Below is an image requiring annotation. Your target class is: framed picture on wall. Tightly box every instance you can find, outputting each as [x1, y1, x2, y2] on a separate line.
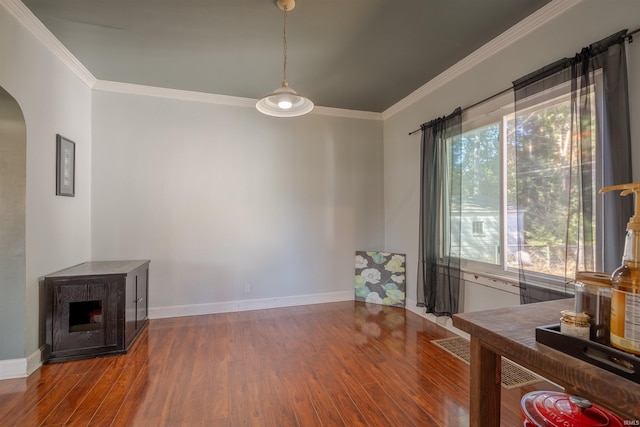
[56, 134, 75, 197]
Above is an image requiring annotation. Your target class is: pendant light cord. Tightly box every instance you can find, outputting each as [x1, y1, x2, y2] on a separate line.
[255, 0, 314, 117]
[282, 6, 288, 85]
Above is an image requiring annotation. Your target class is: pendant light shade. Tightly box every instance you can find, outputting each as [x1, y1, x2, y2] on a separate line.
[256, 82, 314, 117]
[256, 0, 313, 117]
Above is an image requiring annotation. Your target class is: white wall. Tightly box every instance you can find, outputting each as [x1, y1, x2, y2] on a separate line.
[384, 0, 640, 312]
[0, 87, 26, 361]
[0, 1, 92, 369]
[461, 274, 520, 313]
[91, 91, 384, 315]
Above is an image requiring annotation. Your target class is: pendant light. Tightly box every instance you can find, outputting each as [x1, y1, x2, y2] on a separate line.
[256, 0, 314, 117]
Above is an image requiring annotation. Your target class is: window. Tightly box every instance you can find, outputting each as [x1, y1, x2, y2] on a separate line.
[454, 84, 601, 281]
[472, 221, 484, 235]
[454, 119, 502, 266]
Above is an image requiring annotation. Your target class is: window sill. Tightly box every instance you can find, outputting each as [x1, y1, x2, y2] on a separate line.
[460, 268, 575, 296]
[461, 269, 521, 295]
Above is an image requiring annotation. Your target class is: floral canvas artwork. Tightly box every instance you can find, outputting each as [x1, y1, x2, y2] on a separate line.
[354, 251, 406, 307]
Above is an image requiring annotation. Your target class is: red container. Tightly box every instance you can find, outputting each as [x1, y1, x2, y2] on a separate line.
[521, 391, 624, 427]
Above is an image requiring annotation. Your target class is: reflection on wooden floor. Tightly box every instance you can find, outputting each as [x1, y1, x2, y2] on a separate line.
[0, 301, 560, 426]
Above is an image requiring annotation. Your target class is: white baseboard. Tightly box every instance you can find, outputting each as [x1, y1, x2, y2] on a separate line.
[0, 357, 27, 380]
[149, 290, 355, 319]
[26, 347, 43, 376]
[0, 347, 43, 380]
[404, 297, 470, 340]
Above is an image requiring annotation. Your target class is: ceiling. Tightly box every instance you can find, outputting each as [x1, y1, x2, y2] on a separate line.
[21, 0, 552, 113]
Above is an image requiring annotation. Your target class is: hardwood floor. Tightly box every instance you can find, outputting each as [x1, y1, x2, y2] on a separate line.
[0, 301, 559, 426]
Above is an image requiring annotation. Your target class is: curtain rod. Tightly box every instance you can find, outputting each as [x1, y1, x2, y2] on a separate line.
[408, 27, 639, 136]
[408, 87, 510, 135]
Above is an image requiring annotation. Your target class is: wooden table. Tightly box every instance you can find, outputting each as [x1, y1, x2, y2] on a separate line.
[452, 299, 640, 426]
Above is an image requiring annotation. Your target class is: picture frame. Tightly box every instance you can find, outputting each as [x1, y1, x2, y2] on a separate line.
[56, 134, 75, 197]
[354, 251, 406, 307]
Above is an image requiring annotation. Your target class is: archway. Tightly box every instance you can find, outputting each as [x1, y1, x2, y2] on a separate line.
[0, 85, 27, 360]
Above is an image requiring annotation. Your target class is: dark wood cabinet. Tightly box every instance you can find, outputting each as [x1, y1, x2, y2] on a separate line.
[43, 260, 150, 363]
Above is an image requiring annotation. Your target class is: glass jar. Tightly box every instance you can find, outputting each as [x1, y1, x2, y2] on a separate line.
[574, 271, 611, 344]
[560, 310, 590, 340]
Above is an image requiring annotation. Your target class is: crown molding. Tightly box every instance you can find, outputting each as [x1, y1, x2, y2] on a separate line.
[1, 0, 96, 88]
[382, 0, 583, 120]
[312, 105, 383, 121]
[94, 80, 383, 120]
[93, 80, 257, 106]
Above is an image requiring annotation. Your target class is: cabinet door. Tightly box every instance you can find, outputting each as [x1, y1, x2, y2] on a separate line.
[136, 267, 148, 326]
[125, 273, 137, 344]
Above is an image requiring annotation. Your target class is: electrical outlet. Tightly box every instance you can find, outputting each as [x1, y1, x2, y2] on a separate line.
[243, 283, 250, 293]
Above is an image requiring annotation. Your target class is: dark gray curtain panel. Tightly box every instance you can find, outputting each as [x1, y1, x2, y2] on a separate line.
[512, 30, 632, 304]
[417, 107, 462, 317]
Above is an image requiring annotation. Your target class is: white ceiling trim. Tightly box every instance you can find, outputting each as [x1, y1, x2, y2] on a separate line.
[1, 0, 96, 88]
[382, 0, 583, 120]
[93, 80, 258, 107]
[310, 106, 382, 120]
[94, 80, 383, 120]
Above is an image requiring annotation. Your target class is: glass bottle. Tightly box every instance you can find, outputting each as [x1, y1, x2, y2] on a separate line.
[602, 183, 640, 355]
[610, 227, 640, 354]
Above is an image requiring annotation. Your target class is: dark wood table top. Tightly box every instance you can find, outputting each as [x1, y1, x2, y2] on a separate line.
[453, 298, 640, 420]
